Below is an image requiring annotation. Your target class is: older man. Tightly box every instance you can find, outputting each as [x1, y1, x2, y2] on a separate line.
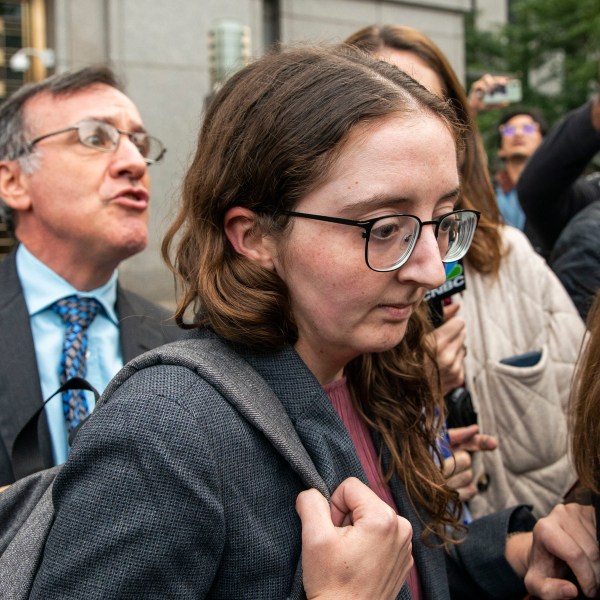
[0, 65, 181, 485]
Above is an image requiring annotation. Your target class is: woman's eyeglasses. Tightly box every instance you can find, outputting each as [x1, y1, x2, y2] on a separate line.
[282, 209, 480, 272]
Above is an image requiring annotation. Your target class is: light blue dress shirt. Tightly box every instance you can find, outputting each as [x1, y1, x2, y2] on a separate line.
[16, 244, 123, 465]
[495, 185, 526, 230]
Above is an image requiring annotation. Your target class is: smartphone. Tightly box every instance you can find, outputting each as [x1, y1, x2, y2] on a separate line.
[484, 79, 522, 105]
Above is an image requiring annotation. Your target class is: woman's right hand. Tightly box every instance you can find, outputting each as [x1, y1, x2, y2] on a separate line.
[297, 477, 413, 600]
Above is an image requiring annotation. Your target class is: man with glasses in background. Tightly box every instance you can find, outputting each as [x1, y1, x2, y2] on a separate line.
[0, 65, 182, 486]
[493, 109, 547, 247]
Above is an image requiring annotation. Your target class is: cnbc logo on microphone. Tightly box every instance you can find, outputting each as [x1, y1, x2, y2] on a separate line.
[424, 261, 466, 301]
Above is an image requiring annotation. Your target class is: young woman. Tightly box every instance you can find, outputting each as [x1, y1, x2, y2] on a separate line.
[346, 25, 586, 519]
[30, 46, 534, 599]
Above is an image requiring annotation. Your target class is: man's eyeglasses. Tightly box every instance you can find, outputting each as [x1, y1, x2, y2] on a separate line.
[18, 119, 166, 164]
[499, 122, 539, 137]
[282, 209, 480, 272]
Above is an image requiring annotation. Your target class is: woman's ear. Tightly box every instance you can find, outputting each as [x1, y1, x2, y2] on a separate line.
[224, 206, 276, 270]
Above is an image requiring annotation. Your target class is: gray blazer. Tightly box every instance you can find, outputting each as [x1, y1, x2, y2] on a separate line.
[0, 250, 183, 485]
[30, 330, 530, 599]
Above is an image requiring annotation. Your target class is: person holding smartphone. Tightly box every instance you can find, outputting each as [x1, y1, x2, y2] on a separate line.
[518, 91, 600, 319]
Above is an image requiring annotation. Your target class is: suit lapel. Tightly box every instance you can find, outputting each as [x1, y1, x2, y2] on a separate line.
[240, 341, 370, 494]
[188, 337, 331, 495]
[245, 343, 413, 600]
[116, 285, 169, 362]
[0, 253, 52, 478]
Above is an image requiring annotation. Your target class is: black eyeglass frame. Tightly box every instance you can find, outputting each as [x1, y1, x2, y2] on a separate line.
[17, 119, 166, 165]
[282, 208, 481, 272]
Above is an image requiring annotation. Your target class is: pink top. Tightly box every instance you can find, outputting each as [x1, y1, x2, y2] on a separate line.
[324, 377, 423, 600]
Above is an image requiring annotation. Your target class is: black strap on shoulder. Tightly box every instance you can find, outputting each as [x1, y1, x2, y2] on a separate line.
[11, 377, 99, 481]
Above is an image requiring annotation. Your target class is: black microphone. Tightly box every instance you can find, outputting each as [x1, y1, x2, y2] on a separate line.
[424, 260, 467, 326]
[427, 263, 490, 494]
[425, 261, 477, 429]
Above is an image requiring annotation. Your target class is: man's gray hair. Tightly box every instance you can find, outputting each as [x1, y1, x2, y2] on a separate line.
[0, 64, 124, 173]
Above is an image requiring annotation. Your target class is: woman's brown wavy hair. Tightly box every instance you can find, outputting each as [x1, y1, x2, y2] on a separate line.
[345, 24, 503, 275]
[162, 45, 464, 542]
[571, 292, 600, 493]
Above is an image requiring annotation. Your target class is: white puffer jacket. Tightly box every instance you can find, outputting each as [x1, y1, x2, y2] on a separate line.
[458, 226, 586, 518]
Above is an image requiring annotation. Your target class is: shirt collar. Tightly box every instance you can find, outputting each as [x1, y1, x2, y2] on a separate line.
[16, 244, 119, 324]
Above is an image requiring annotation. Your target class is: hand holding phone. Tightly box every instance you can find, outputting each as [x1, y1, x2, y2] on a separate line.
[469, 74, 522, 113]
[483, 79, 522, 105]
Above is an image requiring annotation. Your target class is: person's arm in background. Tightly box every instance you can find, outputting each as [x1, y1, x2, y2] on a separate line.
[446, 505, 536, 599]
[548, 202, 600, 320]
[454, 502, 598, 600]
[517, 97, 600, 253]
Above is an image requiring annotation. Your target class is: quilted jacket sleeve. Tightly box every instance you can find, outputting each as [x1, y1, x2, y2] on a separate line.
[461, 227, 585, 518]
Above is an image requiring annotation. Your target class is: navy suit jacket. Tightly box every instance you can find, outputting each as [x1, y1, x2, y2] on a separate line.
[0, 250, 183, 485]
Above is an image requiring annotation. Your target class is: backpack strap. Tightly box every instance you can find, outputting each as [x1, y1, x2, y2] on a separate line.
[100, 337, 329, 600]
[12, 378, 99, 481]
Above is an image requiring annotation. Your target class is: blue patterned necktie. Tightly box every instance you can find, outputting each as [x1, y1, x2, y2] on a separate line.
[52, 295, 101, 432]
